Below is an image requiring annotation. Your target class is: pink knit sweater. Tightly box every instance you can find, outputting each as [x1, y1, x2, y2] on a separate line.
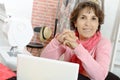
[40, 37, 112, 80]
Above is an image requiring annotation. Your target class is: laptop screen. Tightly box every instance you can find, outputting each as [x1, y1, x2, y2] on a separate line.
[17, 54, 79, 80]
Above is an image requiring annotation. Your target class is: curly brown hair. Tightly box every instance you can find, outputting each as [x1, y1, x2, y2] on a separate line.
[70, 1, 104, 31]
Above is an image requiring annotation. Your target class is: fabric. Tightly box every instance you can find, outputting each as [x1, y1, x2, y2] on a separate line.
[105, 72, 120, 80]
[78, 72, 120, 80]
[7, 76, 16, 80]
[77, 32, 101, 51]
[70, 32, 101, 73]
[40, 33, 112, 80]
[78, 73, 90, 80]
[0, 63, 16, 80]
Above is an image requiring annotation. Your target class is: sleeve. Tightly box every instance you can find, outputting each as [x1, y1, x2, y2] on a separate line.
[74, 39, 112, 80]
[40, 38, 66, 60]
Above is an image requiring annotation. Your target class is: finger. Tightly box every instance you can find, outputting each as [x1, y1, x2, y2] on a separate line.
[64, 36, 75, 42]
[64, 39, 78, 49]
[63, 40, 71, 47]
[64, 34, 78, 42]
[56, 33, 66, 43]
[69, 31, 77, 39]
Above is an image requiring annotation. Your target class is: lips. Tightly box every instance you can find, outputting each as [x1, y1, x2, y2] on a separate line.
[83, 28, 92, 32]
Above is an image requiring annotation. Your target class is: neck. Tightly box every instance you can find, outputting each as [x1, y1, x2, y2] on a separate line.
[79, 36, 89, 41]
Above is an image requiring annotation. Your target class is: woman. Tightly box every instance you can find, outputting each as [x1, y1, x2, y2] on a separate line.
[40, 1, 112, 80]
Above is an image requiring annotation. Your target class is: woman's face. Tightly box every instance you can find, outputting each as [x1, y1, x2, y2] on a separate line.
[74, 7, 99, 40]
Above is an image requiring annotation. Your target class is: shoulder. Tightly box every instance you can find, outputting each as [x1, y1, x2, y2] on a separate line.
[98, 36, 111, 46]
[97, 36, 112, 50]
[94, 36, 112, 58]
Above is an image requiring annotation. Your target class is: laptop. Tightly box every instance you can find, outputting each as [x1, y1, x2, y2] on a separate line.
[17, 54, 79, 80]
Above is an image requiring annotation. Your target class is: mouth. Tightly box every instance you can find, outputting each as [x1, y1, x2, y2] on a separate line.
[83, 28, 92, 32]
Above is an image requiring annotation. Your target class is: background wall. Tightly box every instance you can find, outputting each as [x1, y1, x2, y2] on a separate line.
[101, 0, 120, 40]
[4, 0, 33, 20]
[32, 0, 62, 30]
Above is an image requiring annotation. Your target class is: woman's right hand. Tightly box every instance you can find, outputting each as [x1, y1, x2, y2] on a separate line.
[56, 29, 72, 44]
[56, 29, 78, 49]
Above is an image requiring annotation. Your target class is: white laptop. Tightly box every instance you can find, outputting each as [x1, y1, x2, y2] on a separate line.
[17, 54, 79, 80]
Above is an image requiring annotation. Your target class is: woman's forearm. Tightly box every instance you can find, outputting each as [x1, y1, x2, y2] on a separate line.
[40, 38, 65, 60]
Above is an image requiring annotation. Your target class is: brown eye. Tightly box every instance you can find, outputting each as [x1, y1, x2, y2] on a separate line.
[92, 17, 97, 20]
[92, 16, 98, 21]
[80, 16, 85, 19]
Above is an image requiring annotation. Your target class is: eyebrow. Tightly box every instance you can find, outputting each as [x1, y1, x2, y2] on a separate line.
[80, 14, 97, 17]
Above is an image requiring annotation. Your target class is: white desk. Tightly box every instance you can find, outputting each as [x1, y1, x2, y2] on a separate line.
[0, 47, 31, 71]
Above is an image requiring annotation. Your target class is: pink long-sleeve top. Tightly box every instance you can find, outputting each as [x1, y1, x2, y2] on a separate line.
[40, 37, 112, 80]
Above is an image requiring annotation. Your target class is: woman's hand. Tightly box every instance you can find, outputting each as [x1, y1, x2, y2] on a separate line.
[56, 29, 71, 43]
[63, 31, 78, 49]
[56, 29, 78, 49]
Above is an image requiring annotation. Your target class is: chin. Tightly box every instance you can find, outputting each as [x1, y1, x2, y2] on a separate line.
[80, 33, 94, 40]
[83, 34, 93, 38]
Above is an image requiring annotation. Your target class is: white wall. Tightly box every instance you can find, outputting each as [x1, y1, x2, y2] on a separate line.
[101, 0, 120, 40]
[4, 0, 33, 20]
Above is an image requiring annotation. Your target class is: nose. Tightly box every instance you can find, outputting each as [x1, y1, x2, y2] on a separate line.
[85, 20, 91, 26]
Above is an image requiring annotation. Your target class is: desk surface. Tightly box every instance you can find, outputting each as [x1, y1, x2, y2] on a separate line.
[0, 47, 31, 71]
